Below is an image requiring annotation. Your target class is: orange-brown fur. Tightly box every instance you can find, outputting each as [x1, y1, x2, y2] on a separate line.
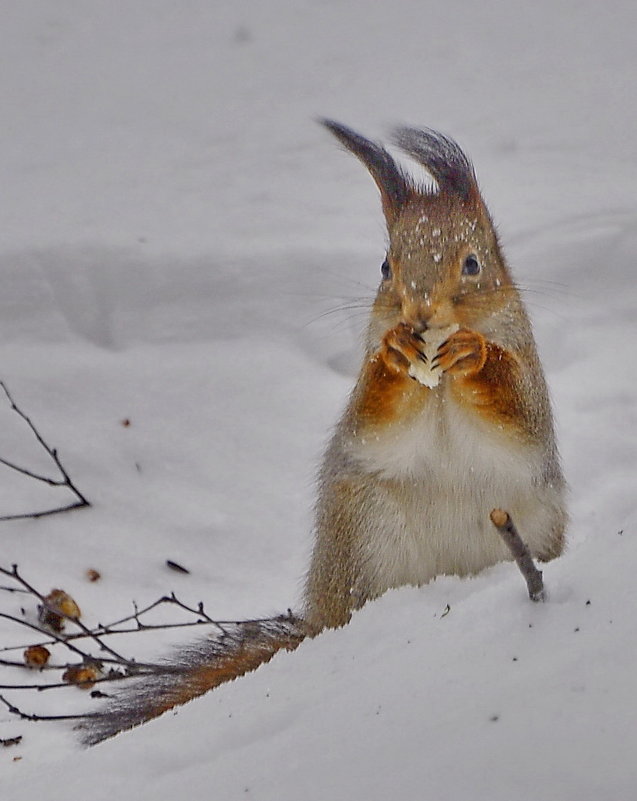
[355, 345, 423, 426]
[451, 341, 529, 433]
[143, 633, 303, 719]
[80, 617, 306, 744]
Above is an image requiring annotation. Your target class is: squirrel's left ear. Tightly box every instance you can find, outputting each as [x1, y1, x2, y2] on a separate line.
[392, 127, 479, 204]
[320, 119, 411, 225]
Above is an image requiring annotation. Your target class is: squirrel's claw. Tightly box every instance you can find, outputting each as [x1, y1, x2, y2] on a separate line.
[434, 329, 487, 376]
[382, 323, 428, 374]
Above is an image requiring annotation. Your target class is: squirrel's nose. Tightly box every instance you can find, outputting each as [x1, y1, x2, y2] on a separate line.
[404, 296, 453, 333]
[411, 319, 430, 335]
[403, 298, 434, 333]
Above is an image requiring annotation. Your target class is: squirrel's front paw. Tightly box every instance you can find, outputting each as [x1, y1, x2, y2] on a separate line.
[433, 329, 487, 377]
[380, 323, 426, 375]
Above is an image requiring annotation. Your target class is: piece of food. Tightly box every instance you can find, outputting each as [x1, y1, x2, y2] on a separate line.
[408, 324, 459, 387]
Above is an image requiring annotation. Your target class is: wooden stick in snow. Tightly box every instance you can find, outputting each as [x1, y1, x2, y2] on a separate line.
[490, 508, 545, 602]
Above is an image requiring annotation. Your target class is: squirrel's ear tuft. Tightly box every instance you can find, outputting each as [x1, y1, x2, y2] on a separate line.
[320, 118, 411, 225]
[392, 127, 478, 203]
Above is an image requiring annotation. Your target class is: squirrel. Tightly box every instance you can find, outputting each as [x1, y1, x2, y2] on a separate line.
[80, 120, 567, 745]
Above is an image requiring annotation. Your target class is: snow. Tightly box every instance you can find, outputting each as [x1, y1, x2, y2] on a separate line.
[1, 1, 636, 798]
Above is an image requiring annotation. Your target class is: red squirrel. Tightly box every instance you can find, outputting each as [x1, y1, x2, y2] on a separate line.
[81, 121, 566, 744]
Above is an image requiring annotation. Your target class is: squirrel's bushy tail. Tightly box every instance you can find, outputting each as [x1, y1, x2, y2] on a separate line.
[78, 614, 306, 746]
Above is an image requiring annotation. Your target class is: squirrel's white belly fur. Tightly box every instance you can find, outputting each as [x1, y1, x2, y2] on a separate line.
[346, 389, 555, 596]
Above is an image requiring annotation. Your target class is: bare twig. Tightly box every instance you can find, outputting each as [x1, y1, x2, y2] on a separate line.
[0, 610, 93, 662]
[0, 665, 168, 692]
[0, 565, 292, 653]
[0, 563, 303, 728]
[0, 502, 89, 522]
[0, 567, 165, 680]
[0, 566, 197, 681]
[0, 618, 216, 654]
[0, 585, 240, 656]
[0, 381, 90, 521]
[0, 693, 93, 722]
[490, 508, 545, 601]
[4, 565, 128, 663]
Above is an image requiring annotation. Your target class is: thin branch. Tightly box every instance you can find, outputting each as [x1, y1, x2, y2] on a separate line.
[0, 594, 260, 654]
[0, 653, 168, 674]
[0, 501, 90, 523]
[0, 606, 300, 653]
[0, 562, 304, 720]
[4, 564, 128, 663]
[0, 667, 168, 692]
[0, 655, 74, 671]
[490, 508, 545, 602]
[0, 564, 297, 649]
[0, 618, 216, 654]
[96, 593, 239, 636]
[0, 693, 94, 722]
[0, 380, 90, 520]
[0, 611, 93, 662]
[0, 456, 60, 486]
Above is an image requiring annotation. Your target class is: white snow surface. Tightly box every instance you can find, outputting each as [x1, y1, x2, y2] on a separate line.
[1, 1, 636, 798]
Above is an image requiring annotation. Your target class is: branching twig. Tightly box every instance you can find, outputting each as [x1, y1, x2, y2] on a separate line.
[0, 618, 217, 654]
[0, 381, 90, 521]
[0, 591, 283, 654]
[0, 562, 302, 722]
[0, 566, 196, 682]
[3, 565, 128, 663]
[490, 508, 545, 601]
[0, 610, 93, 662]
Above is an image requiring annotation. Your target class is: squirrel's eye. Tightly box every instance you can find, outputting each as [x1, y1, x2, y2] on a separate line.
[462, 254, 481, 276]
[381, 258, 392, 280]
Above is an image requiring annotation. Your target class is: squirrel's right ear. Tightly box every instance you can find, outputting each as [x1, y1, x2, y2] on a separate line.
[320, 119, 411, 225]
[392, 127, 479, 205]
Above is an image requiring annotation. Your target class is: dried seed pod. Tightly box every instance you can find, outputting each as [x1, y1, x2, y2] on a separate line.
[38, 606, 63, 632]
[23, 644, 51, 668]
[48, 589, 81, 619]
[62, 665, 100, 690]
[39, 589, 82, 631]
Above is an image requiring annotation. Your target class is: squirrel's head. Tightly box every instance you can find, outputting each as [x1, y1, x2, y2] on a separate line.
[321, 120, 515, 336]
